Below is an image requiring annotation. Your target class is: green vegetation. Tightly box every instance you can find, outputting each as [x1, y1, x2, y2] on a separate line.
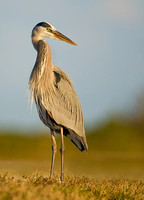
[0, 119, 144, 178]
[0, 119, 144, 199]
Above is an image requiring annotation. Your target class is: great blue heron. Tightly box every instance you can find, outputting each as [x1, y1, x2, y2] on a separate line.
[29, 22, 88, 181]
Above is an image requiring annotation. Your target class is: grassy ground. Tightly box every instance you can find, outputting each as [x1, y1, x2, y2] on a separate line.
[0, 173, 144, 200]
[0, 120, 144, 179]
[0, 120, 144, 199]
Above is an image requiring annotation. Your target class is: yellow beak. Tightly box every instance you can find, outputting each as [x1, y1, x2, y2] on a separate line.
[54, 30, 77, 46]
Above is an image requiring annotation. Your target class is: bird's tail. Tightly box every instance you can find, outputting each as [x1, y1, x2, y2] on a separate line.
[64, 128, 88, 152]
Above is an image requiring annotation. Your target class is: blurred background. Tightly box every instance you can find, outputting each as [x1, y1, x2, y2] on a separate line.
[0, 0, 144, 179]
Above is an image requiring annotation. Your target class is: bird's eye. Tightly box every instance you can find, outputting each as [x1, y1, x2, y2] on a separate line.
[47, 27, 52, 33]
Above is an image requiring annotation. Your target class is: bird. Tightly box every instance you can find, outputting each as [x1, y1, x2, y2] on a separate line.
[29, 22, 88, 181]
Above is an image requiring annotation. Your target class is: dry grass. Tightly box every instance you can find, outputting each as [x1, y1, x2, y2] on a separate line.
[0, 121, 144, 199]
[0, 172, 144, 200]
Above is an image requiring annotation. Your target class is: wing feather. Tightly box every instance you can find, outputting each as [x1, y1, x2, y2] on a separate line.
[42, 65, 86, 142]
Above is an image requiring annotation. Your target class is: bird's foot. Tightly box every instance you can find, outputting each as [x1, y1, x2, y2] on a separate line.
[60, 174, 64, 182]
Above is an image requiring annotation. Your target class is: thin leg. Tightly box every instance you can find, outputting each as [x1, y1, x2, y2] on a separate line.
[60, 127, 64, 181]
[50, 129, 57, 178]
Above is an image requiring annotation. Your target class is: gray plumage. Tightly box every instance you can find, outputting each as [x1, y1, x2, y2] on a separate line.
[29, 22, 88, 181]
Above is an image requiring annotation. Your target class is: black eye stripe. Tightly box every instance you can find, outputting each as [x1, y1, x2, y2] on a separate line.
[36, 22, 51, 28]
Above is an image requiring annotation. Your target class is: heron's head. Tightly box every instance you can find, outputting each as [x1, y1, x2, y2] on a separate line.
[32, 22, 77, 46]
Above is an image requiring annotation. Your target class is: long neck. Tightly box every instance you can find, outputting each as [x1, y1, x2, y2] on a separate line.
[34, 39, 52, 72]
[29, 36, 53, 96]
[32, 34, 52, 66]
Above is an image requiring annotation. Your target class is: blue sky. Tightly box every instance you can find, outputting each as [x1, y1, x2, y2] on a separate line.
[0, 0, 144, 129]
